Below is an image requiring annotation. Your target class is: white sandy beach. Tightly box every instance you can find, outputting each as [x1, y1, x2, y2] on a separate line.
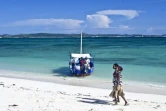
[0, 76, 166, 111]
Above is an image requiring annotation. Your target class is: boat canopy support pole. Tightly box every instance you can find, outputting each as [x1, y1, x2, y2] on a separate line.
[80, 32, 82, 54]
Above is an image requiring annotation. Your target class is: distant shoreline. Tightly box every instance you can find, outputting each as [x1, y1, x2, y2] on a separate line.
[0, 33, 166, 38]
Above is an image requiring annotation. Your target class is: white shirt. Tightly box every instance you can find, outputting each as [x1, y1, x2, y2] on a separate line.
[85, 59, 90, 64]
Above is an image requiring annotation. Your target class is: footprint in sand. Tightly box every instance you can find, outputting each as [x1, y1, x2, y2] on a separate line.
[9, 104, 18, 107]
[82, 94, 91, 97]
[117, 108, 124, 111]
[12, 84, 15, 86]
[153, 105, 160, 109]
[77, 93, 82, 96]
[58, 91, 66, 95]
[143, 101, 148, 103]
[88, 108, 94, 111]
[20, 87, 30, 90]
[0, 83, 4, 86]
[134, 100, 139, 102]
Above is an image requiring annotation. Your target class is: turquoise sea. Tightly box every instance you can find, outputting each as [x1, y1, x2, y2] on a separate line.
[0, 37, 166, 86]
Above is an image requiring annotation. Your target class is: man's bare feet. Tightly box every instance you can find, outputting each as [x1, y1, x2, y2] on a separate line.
[113, 99, 120, 102]
[114, 102, 118, 105]
[124, 102, 129, 106]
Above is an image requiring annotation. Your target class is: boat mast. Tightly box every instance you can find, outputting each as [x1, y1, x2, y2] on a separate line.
[80, 32, 82, 54]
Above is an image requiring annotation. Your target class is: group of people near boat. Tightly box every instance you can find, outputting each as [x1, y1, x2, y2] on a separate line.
[70, 57, 94, 76]
[110, 63, 129, 106]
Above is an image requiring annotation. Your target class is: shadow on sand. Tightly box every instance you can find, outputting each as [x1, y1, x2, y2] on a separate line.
[52, 67, 90, 78]
[77, 97, 113, 105]
[52, 67, 72, 77]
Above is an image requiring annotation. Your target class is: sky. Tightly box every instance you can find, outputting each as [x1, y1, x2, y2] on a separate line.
[0, 0, 166, 34]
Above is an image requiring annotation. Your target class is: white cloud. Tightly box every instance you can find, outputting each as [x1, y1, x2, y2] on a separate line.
[119, 25, 130, 29]
[5, 18, 84, 29]
[96, 10, 139, 19]
[0, 9, 141, 34]
[85, 9, 140, 29]
[86, 14, 112, 28]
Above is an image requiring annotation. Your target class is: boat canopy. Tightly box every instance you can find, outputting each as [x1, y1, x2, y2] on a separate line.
[71, 53, 92, 58]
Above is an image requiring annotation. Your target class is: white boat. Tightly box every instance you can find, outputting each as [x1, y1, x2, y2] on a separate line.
[69, 32, 94, 76]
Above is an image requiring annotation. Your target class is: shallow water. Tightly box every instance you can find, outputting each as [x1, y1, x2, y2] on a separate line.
[0, 37, 166, 86]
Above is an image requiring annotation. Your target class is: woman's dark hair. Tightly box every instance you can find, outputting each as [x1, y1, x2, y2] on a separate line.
[113, 63, 119, 67]
[118, 66, 123, 71]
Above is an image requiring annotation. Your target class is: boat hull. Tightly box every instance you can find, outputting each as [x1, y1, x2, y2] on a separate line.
[69, 62, 94, 76]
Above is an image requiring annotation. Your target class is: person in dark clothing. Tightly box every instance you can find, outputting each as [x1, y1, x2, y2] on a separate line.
[114, 66, 128, 105]
[71, 59, 75, 74]
[110, 63, 128, 106]
[79, 57, 86, 74]
[110, 63, 119, 101]
[113, 63, 119, 85]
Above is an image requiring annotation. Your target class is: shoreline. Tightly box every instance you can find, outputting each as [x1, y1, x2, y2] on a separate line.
[0, 69, 166, 95]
